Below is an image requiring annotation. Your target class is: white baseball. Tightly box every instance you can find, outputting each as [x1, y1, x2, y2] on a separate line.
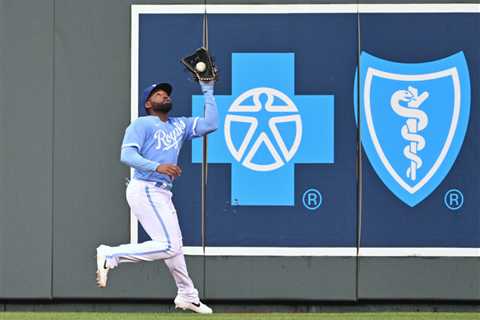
[195, 62, 206, 72]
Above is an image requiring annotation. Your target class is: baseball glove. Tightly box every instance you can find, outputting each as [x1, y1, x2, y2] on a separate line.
[181, 47, 218, 82]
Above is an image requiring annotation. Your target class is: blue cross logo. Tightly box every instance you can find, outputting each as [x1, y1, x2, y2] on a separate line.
[192, 53, 334, 206]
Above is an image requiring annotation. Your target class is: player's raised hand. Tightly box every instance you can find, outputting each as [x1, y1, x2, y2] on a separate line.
[156, 164, 182, 177]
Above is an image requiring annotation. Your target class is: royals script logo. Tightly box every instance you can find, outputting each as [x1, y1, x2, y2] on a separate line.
[154, 120, 186, 151]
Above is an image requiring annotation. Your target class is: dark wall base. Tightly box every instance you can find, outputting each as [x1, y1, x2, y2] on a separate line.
[1, 300, 479, 313]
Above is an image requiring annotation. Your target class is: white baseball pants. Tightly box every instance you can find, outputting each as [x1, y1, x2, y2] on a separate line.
[101, 178, 199, 302]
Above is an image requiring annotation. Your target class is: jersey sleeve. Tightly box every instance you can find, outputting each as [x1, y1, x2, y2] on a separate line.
[182, 116, 201, 141]
[187, 83, 218, 138]
[121, 119, 147, 150]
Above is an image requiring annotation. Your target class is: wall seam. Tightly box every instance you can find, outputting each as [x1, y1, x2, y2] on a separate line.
[50, 0, 56, 301]
[355, 0, 363, 302]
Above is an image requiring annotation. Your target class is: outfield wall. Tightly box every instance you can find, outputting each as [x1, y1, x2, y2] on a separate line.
[0, 0, 478, 301]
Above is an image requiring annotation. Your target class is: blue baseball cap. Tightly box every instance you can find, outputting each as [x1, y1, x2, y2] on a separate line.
[141, 82, 172, 108]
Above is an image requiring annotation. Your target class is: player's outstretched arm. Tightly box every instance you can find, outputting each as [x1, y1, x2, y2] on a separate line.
[121, 147, 182, 177]
[194, 80, 218, 136]
[120, 146, 159, 172]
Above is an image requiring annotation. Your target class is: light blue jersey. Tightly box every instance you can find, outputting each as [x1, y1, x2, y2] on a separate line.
[120, 82, 218, 186]
[122, 116, 199, 184]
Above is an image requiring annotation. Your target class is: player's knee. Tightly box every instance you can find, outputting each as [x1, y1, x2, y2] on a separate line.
[168, 240, 182, 256]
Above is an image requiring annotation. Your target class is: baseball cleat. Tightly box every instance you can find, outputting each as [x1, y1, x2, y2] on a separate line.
[96, 245, 109, 288]
[174, 296, 213, 314]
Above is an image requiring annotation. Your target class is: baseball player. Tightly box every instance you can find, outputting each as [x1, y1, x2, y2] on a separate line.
[96, 80, 217, 314]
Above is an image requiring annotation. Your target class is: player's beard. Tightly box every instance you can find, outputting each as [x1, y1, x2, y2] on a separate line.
[151, 101, 173, 114]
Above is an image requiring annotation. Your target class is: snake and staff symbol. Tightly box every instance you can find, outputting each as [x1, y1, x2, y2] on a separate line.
[390, 86, 430, 181]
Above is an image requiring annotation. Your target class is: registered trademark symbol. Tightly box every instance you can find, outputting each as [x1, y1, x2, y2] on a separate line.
[444, 189, 464, 211]
[302, 188, 322, 211]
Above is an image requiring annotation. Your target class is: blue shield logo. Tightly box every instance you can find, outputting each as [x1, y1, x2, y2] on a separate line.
[355, 52, 471, 207]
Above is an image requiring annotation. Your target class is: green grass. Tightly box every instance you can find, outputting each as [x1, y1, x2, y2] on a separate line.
[0, 313, 478, 320]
